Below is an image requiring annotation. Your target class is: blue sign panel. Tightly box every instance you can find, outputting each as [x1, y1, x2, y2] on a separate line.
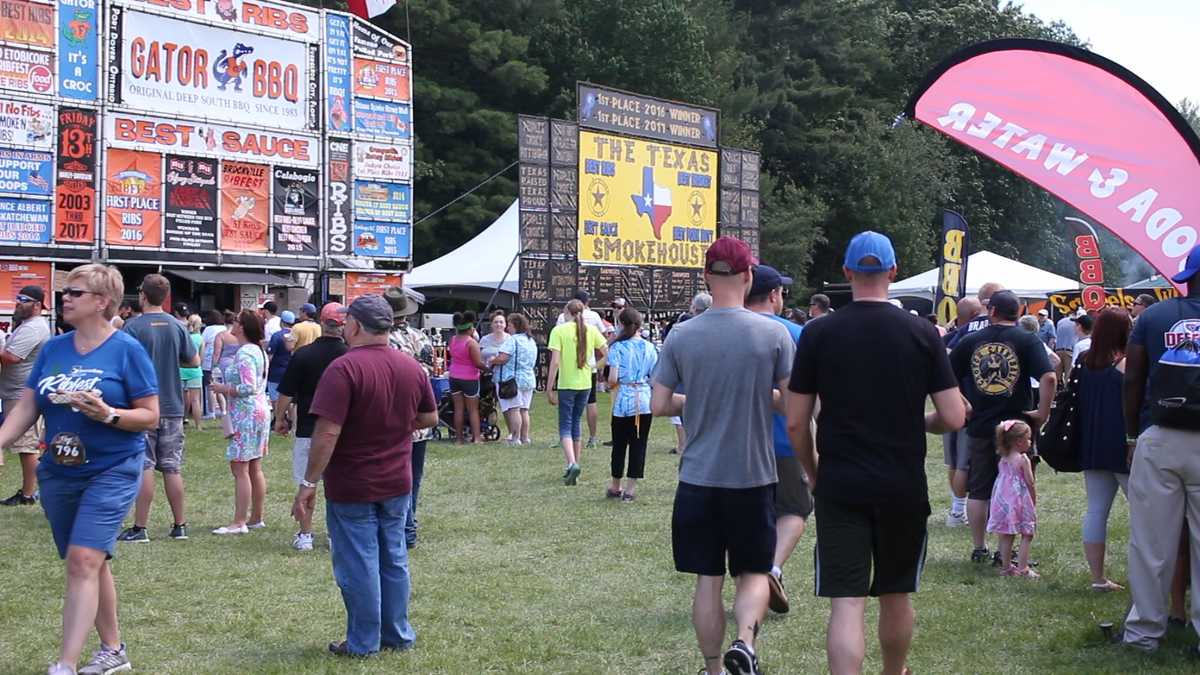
[325, 14, 353, 133]
[58, 0, 100, 101]
[353, 220, 410, 258]
[0, 197, 51, 244]
[353, 99, 411, 141]
[0, 147, 52, 196]
[353, 180, 410, 222]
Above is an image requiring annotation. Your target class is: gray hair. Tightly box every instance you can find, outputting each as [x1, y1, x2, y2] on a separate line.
[1018, 315, 1039, 333]
[690, 292, 713, 315]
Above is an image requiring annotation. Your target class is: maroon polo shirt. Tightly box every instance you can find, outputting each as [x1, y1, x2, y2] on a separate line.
[309, 344, 436, 502]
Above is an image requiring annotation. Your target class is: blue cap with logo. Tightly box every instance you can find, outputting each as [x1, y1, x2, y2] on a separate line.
[844, 231, 897, 272]
[1172, 244, 1200, 283]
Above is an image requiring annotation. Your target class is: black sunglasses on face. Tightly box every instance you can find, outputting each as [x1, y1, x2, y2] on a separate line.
[62, 287, 100, 298]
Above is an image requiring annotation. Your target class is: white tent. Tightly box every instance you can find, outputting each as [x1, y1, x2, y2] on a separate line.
[404, 200, 520, 300]
[888, 250, 1080, 299]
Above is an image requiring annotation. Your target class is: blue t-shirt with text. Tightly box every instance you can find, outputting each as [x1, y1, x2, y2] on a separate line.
[1130, 296, 1200, 431]
[765, 313, 803, 458]
[28, 331, 158, 476]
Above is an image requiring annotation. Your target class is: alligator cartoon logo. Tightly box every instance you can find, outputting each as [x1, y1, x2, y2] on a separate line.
[215, 0, 237, 22]
[213, 43, 254, 92]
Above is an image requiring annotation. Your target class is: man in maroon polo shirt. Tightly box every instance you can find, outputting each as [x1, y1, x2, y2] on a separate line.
[292, 294, 438, 657]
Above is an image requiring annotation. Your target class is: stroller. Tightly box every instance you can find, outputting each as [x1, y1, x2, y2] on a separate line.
[431, 372, 502, 442]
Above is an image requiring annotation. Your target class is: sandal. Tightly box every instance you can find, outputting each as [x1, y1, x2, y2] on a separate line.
[605, 488, 622, 499]
[1091, 580, 1124, 593]
[1016, 567, 1040, 579]
[621, 492, 636, 503]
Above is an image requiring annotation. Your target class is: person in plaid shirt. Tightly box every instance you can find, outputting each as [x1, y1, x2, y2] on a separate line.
[386, 290, 434, 548]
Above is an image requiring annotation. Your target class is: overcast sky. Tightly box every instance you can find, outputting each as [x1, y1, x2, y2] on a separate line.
[1011, 0, 1198, 107]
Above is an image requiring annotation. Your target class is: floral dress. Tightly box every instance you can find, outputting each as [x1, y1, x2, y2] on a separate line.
[223, 343, 270, 461]
[986, 455, 1037, 536]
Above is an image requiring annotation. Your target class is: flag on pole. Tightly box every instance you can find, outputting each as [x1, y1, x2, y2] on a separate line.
[348, 0, 399, 20]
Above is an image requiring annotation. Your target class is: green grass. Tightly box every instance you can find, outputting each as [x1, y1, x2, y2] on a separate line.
[0, 391, 1194, 674]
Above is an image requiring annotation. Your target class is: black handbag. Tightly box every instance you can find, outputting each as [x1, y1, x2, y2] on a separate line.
[498, 337, 520, 400]
[1038, 355, 1083, 472]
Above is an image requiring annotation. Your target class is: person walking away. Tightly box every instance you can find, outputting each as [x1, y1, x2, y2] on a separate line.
[1056, 309, 1082, 385]
[605, 308, 657, 502]
[988, 420, 1038, 577]
[290, 303, 321, 351]
[1036, 309, 1056, 349]
[787, 232, 965, 675]
[745, 264, 810, 614]
[260, 301, 281, 342]
[274, 303, 347, 551]
[556, 291, 606, 447]
[447, 311, 485, 444]
[200, 310, 226, 419]
[385, 290, 435, 548]
[292, 295, 438, 656]
[1120, 243, 1200, 651]
[950, 290, 1054, 564]
[548, 300, 607, 485]
[491, 313, 538, 446]
[210, 310, 270, 535]
[266, 310, 295, 419]
[1074, 308, 1132, 592]
[941, 296, 984, 529]
[666, 291, 712, 454]
[117, 274, 199, 543]
[180, 315, 204, 431]
[479, 312, 510, 439]
[652, 237, 797, 675]
[0, 264, 159, 675]
[0, 285, 52, 506]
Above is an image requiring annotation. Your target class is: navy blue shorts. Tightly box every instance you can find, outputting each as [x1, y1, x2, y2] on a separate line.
[671, 481, 776, 577]
[38, 452, 143, 560]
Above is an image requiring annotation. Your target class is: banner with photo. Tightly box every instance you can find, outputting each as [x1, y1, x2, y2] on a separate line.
[0, 260, 50, 314]
[934, 210, 970, 325]
[163, 155, 218, 251]
[104, 148, 162, 247]
[352, 58, 410, 102]
[220, 160, 270, 252]
[0, 146, 51, 196]
[0, 45, 53, 96]
[55, 107, 97, 244]
[352, 180, 410, 222]
[126, 0, 319, 42]
[351, 19, 409, 62]
[271, 166, 319, 256]
[344, 271, 404, 304]
[0, 98, 52, 149]
[353, 99, 410, 141]
[324, 12, 353, 133]
[57, 0, 99, 101]
[353, 220, 409, 258]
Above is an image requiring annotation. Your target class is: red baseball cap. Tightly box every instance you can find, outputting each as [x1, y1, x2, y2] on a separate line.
[320, 302, 346, 325]
[705, 236, 757, 275]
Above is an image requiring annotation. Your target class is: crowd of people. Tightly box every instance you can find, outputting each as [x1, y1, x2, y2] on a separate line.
[0, 235, 1197, 674]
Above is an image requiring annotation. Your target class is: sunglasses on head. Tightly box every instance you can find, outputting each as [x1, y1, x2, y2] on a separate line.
[62, 287, 99, 298]
[15, 294, 35, 303]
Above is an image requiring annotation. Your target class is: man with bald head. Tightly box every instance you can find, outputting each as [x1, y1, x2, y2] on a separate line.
[940, 296, 983, 527]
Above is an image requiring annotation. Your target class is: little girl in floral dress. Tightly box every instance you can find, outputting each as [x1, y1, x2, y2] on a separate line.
[987, 419, 1038, 578]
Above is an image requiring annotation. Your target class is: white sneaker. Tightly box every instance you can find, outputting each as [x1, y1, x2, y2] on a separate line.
[247, 521, 267, 530]
[945, 511, 969, 528]
[293, 532, 314, 551]
[212, 525, 249, 535]
[48, 663, 76, 675]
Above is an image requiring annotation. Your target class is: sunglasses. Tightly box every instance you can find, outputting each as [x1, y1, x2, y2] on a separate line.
[15, 294, 35, 303]
[62, 287, 101, 298]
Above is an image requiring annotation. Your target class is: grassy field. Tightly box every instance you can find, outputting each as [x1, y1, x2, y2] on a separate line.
[0, 391, 1195, 674]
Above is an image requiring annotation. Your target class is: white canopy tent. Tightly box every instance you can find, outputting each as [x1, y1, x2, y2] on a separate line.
[888, 250, 1080, 300]
[404, 200, 520, 303]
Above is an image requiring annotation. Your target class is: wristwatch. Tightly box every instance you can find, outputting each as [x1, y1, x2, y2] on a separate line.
[104, 410, 121, 426]
[299, 479, 317, 489]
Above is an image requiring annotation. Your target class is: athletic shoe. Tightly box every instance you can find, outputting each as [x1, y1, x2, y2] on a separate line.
[77, 643, 131, 675]
[723, 639, 759, 675]
[47, 663, 76, 675]
[247, 521, 267, 530]
[767, 572, 790, 614]
[669, 448, 679, 455]
[970, 547, 990, 563]
[328, 641, 368, 658]
[565, 463, 582, 486]
[945, 511, 969, 528]
[0, 490, 37, 506]
[586, 437, 599, 449]
[293, 532, 314, 551]
[116, 527, 149, 543]
[212, 525, 249, 535]
[169, 524, 188, 540]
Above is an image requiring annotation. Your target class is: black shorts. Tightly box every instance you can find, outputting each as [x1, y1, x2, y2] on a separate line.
[814, 497, 929, 598]
[588, 373, 597, 404]
[449, 378, 480, 398]
[672, 482, 776, 577]
[775, 456, 813, 519]
[966, 435, 999, 500]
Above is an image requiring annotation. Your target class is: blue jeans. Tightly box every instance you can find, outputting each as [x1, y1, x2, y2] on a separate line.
[405, 441, 427, 546]
[326, 494, 415, 654]
[557, 389, 591, 440]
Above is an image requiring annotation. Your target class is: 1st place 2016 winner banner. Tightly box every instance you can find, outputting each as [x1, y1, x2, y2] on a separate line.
[578, 131, 716, 269]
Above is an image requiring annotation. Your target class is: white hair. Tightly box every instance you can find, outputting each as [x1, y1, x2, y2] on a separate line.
[690, 292, 713, 315]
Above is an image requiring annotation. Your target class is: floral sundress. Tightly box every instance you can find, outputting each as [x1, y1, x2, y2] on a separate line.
[223, 344, 270, 462]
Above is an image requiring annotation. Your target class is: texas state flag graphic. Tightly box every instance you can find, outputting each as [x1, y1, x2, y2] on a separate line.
[349, 0, 399, 20]
[630, 167, 673, 239]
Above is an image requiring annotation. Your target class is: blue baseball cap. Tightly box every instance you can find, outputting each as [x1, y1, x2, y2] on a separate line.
[750, 264, 793, 296]
[844, 231, 897, 272]
[299, 302, 317, 316]
[1172, 244, 1200, 283]
[280, 310, 296, 324]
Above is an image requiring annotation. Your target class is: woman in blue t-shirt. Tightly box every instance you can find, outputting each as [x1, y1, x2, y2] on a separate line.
[0, 264, 160, 675]
[605, 308, 658, 502]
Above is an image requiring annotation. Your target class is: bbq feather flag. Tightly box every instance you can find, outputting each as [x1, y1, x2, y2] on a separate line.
[348, 0, 400, 20]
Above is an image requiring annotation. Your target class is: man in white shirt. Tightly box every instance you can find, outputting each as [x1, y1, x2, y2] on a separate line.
[556, 291, 605, 447]
[0, 286, 51, 505]
[1070, 313, 1093, 364]
[261, 301, 282, 342]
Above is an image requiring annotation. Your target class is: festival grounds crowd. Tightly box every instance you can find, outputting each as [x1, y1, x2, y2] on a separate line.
[0, 233, 1198, 675]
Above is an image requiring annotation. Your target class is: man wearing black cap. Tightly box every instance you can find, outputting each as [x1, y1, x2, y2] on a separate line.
[0, 285, 51, 505]
[652, 237, 796, 675]
[950, 289, 1055, 563]
[294, 294, 438, 656]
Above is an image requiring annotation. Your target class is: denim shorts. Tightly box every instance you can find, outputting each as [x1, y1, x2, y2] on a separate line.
[557, 389, 591, 439]
[38, 452, 143, 559]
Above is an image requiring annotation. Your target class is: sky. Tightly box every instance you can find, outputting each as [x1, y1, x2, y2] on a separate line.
[1010, 0, 1199, 107]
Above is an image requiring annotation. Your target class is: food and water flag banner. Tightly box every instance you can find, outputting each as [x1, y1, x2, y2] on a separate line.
[906, 39, 1200, 290]
[935, 210, 969, 326]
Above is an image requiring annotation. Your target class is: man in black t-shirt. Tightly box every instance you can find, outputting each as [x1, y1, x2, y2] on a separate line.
[788, 231, 965, 675]
[274, 303, 349, 552]
[949, 290, 1054, 563]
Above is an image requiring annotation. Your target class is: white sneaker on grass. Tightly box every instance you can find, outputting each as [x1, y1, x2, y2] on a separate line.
[945, 511, 969, 528]
[77, 643, 131, 675]
[247, 521, 267, 530]
[212, 525, 249, 535]
[293, 532, 314, 551]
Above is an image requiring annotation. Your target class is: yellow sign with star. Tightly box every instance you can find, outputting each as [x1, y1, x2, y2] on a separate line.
[577, 130, 718, 269]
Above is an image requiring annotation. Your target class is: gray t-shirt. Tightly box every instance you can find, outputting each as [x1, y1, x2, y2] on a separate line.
[123, 312, 197, 417]
[0, 315, 50, 401]
[653, 307, 795, 488]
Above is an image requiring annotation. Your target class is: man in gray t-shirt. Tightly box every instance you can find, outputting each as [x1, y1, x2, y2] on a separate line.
[652, 237, 794, 675]
[0, 286, 51, 506]
[118, 274, 200, 543]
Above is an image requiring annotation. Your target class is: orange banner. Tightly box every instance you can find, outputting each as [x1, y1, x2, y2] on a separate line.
[220, 161, 269, 252]
[0, 0, 54, 48]
[344, 271, 403, 305]
[104, 149, 162, 248]
[352, 58, 410, 102]
[0, 260, 50, 314]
